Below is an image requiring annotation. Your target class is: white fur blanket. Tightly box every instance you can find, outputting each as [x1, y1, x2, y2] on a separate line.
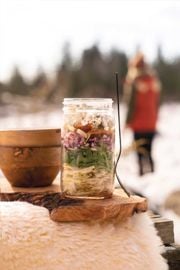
[0, 202, 168, 270]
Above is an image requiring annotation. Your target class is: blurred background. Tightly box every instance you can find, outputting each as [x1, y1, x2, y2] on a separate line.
[0, 0, 180, 242]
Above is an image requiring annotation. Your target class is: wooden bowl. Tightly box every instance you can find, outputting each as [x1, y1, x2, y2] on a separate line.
[0, 129, 61, 187]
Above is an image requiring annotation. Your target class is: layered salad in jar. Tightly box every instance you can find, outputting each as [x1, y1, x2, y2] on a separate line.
[61, 99, 115, 199]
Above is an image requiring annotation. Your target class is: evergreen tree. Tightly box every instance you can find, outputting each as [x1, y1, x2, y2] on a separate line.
[8, 67, 29, 95]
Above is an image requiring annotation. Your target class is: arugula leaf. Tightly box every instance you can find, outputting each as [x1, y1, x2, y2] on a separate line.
[64, 145, 113, 171]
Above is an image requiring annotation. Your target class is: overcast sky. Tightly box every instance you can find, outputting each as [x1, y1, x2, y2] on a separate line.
[0, 0, 180, 81]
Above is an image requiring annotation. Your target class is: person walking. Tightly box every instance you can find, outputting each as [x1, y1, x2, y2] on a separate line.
[123, 53, 161, 176]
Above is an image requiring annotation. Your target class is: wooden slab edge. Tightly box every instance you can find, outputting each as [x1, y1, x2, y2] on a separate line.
[50, 194, 148, 222]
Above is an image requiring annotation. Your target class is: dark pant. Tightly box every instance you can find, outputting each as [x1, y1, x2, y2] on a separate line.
[134, 132, 156, 176]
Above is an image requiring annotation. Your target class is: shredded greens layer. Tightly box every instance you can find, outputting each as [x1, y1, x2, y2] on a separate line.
[64, 144, 113, 172]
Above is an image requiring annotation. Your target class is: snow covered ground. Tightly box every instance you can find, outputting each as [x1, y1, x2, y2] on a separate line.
[0, 103, 180, 243]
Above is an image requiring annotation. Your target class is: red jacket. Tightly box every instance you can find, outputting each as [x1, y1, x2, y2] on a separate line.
[125, 74, 161, 132]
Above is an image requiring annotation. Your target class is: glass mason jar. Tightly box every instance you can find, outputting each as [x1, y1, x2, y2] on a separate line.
[61, 98, 115, 199]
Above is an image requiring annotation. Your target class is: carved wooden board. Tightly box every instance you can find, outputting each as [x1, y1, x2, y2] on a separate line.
[50, 190, 147, 222]
[0, 177, 147, 222]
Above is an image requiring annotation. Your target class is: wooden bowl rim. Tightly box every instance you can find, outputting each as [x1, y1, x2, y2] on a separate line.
[0, 128, 61, 147]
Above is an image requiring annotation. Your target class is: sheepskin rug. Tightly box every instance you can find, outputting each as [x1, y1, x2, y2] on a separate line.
[0, 202, 168, 270]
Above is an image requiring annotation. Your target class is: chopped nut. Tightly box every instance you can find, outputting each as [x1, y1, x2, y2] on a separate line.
[76, 129, 88, 138]
[67, 125, 75, 132]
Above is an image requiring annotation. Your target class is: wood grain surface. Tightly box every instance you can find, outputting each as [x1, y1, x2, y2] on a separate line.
[50, 189, 147, 222]
[0, 177, 147, 222]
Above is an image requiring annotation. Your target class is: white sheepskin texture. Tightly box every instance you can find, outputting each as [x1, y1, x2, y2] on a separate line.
[0, 202, 168, 270]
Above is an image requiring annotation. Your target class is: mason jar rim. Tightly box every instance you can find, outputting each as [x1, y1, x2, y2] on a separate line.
[63, 98, 113, 104]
